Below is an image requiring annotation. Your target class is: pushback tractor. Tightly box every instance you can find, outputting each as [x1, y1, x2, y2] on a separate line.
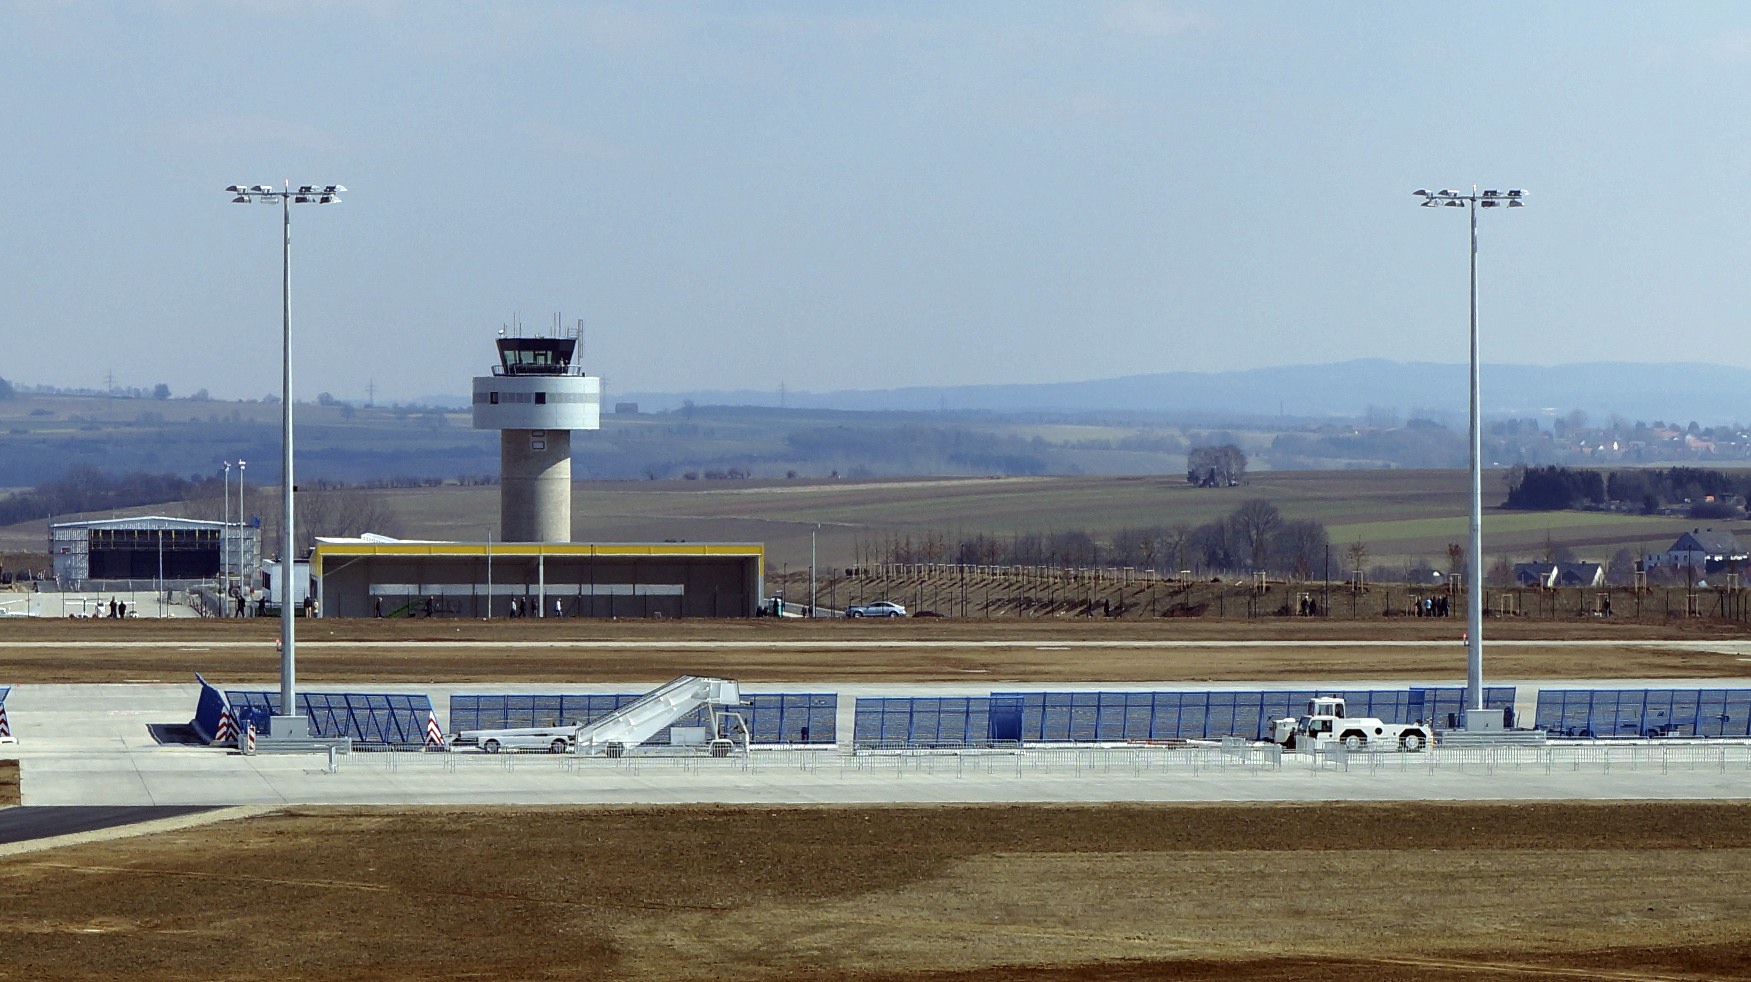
[1266, 695, 1432, 753]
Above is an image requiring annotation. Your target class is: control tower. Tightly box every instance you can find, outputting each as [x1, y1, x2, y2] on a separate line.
[471, 332, 601, 542]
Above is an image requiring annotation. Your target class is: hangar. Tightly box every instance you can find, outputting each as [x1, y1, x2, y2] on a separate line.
[312, 538, 764, 618]
[50, 516, 259, 586]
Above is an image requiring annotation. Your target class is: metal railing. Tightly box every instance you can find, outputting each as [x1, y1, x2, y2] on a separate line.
[319, 739, 1751, 781]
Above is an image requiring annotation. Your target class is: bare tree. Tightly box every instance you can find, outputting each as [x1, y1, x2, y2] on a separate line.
[1272, 520, 1328, 580]
[1346, 538, 1370, 578]
[1228, 499, 1282, 572]
[1186, 444, 1247, 487]
[292, 487, 403, 554]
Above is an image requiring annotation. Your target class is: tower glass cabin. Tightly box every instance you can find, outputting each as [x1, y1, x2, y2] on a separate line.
[471, 336, 602, 542]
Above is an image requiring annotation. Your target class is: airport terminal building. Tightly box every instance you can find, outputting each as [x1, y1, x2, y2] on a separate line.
[312, 538, 764, 618]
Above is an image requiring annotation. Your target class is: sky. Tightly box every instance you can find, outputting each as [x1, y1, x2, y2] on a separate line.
[3, 1, 1750, 405]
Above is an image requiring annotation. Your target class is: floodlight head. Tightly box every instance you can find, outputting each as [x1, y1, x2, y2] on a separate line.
[1507, 189, 1525, 197]
[252, 184, 273, 193]
[297, 185, 315, 194]
[231, 195, 249, 204]
[326, 185, 345, 193]
[1444, 199, 1464, 207]
[318, 194, 339, 204]
[1507, 199, 1524, 207]
[1420, 198, 1440, 207]
[226, 184, 245, 193]
[1414, 188, 1430, 196]
[1480, 199, 1500, 207]
[293, 195, 312, 203]
[1438, 189, 1457, 196]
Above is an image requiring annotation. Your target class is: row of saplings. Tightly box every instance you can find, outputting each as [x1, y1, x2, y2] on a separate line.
[1266, 696, 1433, 752]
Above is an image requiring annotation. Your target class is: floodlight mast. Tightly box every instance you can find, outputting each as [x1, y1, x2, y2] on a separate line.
[1412, 186, 1527, 728]
[224, 181, 344, 735]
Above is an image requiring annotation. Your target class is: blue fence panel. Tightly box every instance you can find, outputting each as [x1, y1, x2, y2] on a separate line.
[986, 687, 1518, 743]
[225, 691, 436, 745]
[1535, 688, 1751, 738]
[447, 692, 838, 745]
[851, 696, 992, 747]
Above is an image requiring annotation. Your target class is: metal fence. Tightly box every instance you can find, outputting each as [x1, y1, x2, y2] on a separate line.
[226, 690, 435, 746]
[327, 740, 1751, 783]
[1534, 688, 1751, 739]
[853, 687, 1517, 748]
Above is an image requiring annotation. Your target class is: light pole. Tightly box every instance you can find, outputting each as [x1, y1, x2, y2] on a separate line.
[226, 181, 345, 737]
[810, 524, 820, 617]
[1413, 186, 1526, 729]
[236, 458, 246, 614]
[222, 461, 232, 605]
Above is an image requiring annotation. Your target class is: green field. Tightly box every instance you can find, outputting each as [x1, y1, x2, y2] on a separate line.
[373, 471, 1717, 573]
[3, 469, 1725, 576]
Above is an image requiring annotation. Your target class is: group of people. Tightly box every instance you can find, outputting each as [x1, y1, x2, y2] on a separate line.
[1413, 595, 1452, 617]
[104, 597, 128, 618]
[507, 597, 565, 617]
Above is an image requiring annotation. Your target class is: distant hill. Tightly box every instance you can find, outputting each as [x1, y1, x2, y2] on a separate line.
[619, 360, 1751, 425]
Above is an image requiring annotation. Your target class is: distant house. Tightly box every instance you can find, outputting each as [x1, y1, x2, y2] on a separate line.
[1645, 527, 1748, 574]
[1511, 562, 1551, 587]
[1511, 561, 1605, 588]
[1552, 562, 1604, 587]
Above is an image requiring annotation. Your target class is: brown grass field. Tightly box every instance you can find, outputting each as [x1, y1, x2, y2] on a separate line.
[0, 616, 1748, 684]
[3, 802, 1751, 981]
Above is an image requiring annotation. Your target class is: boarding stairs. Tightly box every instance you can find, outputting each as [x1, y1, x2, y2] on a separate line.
[575, 675, 746, 757]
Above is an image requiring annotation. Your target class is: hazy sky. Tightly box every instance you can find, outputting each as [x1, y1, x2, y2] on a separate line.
[3, 2, 1749, 404]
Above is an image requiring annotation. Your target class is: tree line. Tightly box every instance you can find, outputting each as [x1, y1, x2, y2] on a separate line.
[1503, 465, 1749, 514]
[865, 499, 1330, 578]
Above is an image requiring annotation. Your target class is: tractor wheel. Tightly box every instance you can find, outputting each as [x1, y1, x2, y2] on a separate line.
[550, 739, 569, 754]
[1340, 732, 1366, 751]
[1399, 730, 1426, 752]
[483, 739, 501, 754]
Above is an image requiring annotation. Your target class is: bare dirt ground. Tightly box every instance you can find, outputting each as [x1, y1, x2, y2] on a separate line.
[0, 617, 1747, 684]
[0, 802, 1747, 981]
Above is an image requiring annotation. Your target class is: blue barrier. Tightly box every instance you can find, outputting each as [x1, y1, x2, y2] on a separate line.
[226, 691, 435, 746]
[853, 697, 996, 748]
[855, 687, 1517, 748]
[1534, 688, 1751, 739]
[189, 674, 228, 743]
[447, 692, 838, 745]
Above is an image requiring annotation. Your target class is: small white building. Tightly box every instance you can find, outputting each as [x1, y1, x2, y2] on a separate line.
[260, 558, 313, 612]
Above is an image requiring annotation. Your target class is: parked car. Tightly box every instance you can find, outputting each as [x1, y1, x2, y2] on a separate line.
[454, 725, 578, 754]
[846, 601, 907, 618]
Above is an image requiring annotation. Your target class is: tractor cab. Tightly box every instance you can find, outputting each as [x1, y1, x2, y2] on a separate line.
[1306, 695, 1348, 719]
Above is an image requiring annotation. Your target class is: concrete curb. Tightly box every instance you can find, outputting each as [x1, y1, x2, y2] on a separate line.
[0, 805, 279, 858]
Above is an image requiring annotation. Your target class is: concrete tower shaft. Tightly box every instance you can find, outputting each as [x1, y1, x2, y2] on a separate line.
[471, 335, 601, 543]
[500, 429, 572, 542]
